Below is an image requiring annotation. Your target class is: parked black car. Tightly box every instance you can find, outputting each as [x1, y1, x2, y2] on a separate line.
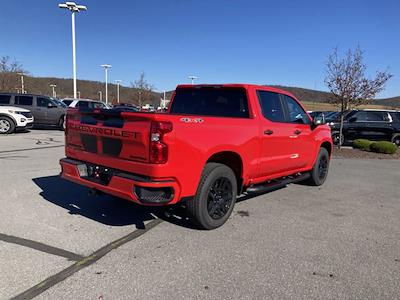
[329, 109, 400, 146]
[0, 93, 67, 128]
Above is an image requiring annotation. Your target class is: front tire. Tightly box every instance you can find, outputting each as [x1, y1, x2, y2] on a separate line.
[0, 116, 15, 134]
[187, 163, 237, 230]
[306, 148, 330, 186]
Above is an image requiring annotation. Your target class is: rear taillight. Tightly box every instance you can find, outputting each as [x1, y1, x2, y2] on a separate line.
[150, 121, 172, 164]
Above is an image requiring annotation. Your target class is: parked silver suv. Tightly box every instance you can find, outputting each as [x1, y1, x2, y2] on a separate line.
[0, 93, 67, 129]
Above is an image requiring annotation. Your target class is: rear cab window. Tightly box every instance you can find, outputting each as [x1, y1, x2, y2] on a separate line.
[170, 87, 249, 118]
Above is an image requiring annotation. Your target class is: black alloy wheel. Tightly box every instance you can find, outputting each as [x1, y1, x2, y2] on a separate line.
[207, 177, 233, 220]
[305, 147, 330, 186]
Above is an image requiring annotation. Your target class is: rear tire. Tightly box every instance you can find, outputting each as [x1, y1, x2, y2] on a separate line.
[306, 148, 330, 186]
[186, 163, 237, 230]
[0, 116, 15, 134]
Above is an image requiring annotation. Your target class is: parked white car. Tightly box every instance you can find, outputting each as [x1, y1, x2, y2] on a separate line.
[0, 106, 34, 134]
[61, 98, 111, 109]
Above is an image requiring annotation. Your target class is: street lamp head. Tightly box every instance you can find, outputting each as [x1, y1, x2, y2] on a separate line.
[100, 64, 112, 69]
[76, 5, 87, 11]
[59, 2, 87, 12]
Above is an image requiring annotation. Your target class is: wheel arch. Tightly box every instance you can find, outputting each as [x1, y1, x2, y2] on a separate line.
[0, 113, 17, 126]
[206, 151, 244, 193]
[320, 141, 333, 157]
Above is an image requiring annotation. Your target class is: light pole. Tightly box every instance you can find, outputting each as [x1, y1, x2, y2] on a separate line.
[77, 91, 81, 98]
[98, 91, 102, 101]
[59, 2, 87, 99]
[17, 72, 25, 93]
[100, 64, 112, 104]
[50, 84, 57, 98]
[115, 80, 122, 103]
[188, 75, 198, 84]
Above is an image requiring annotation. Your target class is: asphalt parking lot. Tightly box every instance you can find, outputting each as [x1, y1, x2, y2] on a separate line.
[1, 130, 399, 299]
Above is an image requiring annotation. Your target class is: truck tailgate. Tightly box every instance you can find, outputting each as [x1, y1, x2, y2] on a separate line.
[66, 108, 153, 164]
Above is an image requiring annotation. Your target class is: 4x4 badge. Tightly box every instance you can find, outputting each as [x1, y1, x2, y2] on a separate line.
[180, 117, 204, 123]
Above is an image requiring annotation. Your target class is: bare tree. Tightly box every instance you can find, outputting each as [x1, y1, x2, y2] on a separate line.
[0, 56, 26, 92]
[131, 71, 154, 107]
[324, 47, 393, 147]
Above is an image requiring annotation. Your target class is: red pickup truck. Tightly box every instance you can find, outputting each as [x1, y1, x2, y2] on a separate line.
[60, 84, 332, 229]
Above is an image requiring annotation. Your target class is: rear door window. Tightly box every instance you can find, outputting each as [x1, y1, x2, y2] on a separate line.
[365, 111, 388, 122]
[351, 111, 389, 122]
[170, 87, 249, 118]
[15, 96, 33, 106]
[367, 111, 385, 122]
[256, 90, 285, 122]
[0, 95, 11, 104]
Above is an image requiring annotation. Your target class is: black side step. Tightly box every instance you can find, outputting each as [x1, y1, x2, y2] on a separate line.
[246, 173, 310, 194]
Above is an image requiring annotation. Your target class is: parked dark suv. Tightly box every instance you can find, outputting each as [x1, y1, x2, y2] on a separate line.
[329, 109, 400, 146]
[0, 93, 67, 128]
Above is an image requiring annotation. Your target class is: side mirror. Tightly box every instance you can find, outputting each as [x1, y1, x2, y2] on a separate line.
[313, 114, 326, 126]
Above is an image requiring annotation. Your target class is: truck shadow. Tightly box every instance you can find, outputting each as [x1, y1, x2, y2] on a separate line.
[32, 176, 291, 231]
[32, 175, 159, 230]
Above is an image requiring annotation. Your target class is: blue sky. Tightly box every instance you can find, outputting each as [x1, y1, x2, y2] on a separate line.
[1, 0, 399, 97]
